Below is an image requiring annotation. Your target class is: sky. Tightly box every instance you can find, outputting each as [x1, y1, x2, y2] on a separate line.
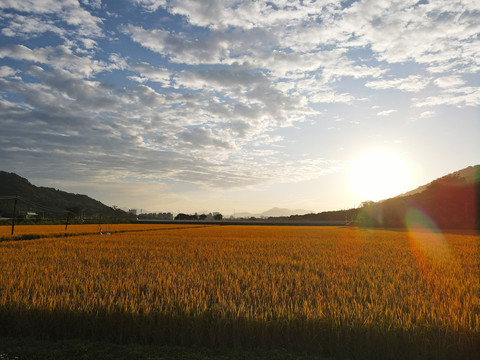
[0, 0, 479, 215]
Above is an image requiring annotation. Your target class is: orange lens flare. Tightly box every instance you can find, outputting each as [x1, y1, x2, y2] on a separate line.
[406, 207, 450, 263]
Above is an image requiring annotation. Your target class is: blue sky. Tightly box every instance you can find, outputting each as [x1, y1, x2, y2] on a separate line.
[0, 0, 479, 215]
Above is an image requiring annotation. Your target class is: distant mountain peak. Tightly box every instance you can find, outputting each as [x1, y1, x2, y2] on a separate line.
[230, 207, 310, 218]
[260, 207, 310, 217]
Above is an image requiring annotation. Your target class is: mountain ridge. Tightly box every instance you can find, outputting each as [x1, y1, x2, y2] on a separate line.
[398, 165, 480, 198]
[358, 164, 480, 229]
[231, 207, 311, 218]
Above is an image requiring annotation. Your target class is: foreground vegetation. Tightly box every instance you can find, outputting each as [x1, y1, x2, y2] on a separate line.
[0, 225, 478, 359]
[0, 337, 327, 360]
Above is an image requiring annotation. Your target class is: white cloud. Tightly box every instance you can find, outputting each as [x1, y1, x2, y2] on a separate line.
[80, 38, 98, 49]
[434, 76, 466, 89]
[0, 13, 65, 38]
[419, 110, 435, 118]
[415, 87, 480, 107]
[0, 44, 123, 77]
[174, 64, 268, 91]
[159, 0, 331, 30]
[309, 91, 356, 104]
[122, 10, 388, 81]
[81, 0, 102, 9]
[131, 0, 166, 12]
[173, 64, 313, 125]
[366, 75, 431, 92]
[0, 66, 19, 77]
[377, 109, 397, 116]
[342, 0, 480, 74]
[0, 0, 67, 13]
[0, 44, 47, 63]
[0, 0, 103, 38]
[122, 25, 232, 65]
[0, 54, 339, 191]
[129, 62, 171, 85]
[132, 0, 480, 79]
[61, 5, 103, 37]
[178, 127, 232, 150]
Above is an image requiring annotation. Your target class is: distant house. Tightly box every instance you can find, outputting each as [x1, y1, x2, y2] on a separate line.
[206, 212, 222, 220]
[25, 211, 39, 219]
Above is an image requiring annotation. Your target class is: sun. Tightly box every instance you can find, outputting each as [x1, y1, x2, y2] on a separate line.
[350, 150, 410, 202]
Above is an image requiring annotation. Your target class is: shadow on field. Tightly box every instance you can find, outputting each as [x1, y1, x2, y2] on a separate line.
[1, 305, 478, 360]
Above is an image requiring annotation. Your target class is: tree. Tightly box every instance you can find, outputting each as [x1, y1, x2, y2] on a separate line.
[360, 200, 375, 208]
[214, 213, 223, 220]
[66, 205, 82, 216]
[175, 213, 199, 220]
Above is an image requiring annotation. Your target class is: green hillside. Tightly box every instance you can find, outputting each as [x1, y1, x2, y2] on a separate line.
[0, 171, 128, 220]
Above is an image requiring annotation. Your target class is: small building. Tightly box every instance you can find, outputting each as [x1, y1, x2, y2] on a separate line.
[25, 211, 39, 219]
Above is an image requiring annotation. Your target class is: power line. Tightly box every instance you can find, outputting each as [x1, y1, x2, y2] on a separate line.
[17, 196, 70, 214]
[0, 195, 19, 200]
[0, 195, 71, 215]
[1, 194, 74, 235]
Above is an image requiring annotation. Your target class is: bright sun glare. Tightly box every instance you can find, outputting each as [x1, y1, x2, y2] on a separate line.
[350, 150, 410, 202]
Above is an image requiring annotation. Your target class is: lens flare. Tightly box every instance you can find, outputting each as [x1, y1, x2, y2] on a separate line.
[406, 207, 450, 262]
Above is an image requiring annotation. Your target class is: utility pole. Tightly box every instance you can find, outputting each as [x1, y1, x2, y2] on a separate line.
[11, 196, 17, 235]
[65, 212, 70, 231]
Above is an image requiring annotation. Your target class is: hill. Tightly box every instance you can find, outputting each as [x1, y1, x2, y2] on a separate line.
[356, 165, 480, 229]
[0, 171, 128, 219]
[272, 165, 479, 229]
[399, 165, 480, 197]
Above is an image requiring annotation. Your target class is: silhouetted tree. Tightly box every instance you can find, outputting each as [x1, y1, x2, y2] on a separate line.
[174, 213, 199, 220]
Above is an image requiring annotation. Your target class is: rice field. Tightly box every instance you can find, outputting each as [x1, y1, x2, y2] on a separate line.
[0, 225, 478, 359]
[0, 223, 204, 241]
[0, 223, 167, 236]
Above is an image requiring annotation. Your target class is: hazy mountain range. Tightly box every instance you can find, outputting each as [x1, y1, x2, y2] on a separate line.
[230, 207, 311, 218]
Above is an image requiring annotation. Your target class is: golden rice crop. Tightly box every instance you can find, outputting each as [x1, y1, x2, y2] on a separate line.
[0, 225, 478, 359]
[0, 223, 202, 240]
